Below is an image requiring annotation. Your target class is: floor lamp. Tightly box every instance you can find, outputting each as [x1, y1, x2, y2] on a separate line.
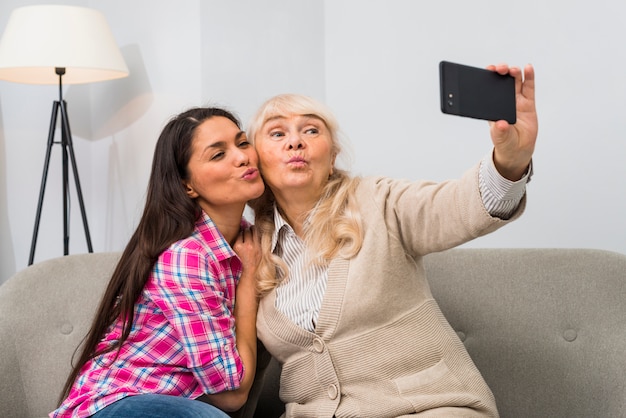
[0, 5, 129, 265]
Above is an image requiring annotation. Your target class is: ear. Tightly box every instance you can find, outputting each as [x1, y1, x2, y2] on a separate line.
[330, 153, 337, 176]
[184, 181, 198, 199]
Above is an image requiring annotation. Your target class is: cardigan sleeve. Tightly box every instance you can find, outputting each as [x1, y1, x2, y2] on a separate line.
[359, 161, 526, 257]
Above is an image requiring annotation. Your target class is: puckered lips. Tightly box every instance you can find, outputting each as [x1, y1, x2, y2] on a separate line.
[241, 167, 259, 180]
[287, 155, 307, 168]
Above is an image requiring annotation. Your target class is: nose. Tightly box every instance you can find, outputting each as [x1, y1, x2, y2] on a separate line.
[286, 132, 305, 150]
[234, 147, 250, 166]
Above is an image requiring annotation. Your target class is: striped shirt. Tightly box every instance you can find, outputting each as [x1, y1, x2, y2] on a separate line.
[51, 212, 247, 418]
[273, 155, 531, 331]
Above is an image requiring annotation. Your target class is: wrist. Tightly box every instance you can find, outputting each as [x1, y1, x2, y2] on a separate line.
[492, 151, 531, 182]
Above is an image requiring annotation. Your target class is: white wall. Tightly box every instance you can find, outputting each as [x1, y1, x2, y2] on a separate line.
[324, 0, 626, 252]
[1, 0, 624, 283]
[0, 0, 326, 282]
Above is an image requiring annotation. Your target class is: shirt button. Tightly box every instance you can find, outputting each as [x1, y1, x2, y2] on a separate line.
[327, 384, 338, 400]
[312, 337, 324, 353]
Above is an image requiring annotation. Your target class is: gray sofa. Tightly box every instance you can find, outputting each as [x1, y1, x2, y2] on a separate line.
[1, 248, 624, 418]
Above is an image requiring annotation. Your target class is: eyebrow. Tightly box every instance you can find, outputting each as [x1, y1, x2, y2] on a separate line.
[264, 114, 323, 124]
[201, 131, 246, 152]
[263, 115, 286, 124]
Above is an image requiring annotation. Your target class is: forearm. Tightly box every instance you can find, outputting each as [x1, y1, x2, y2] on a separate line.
[202, 276, 258, 411]
[232, 277, 259, 395]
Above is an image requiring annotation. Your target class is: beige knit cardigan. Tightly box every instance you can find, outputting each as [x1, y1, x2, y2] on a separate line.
[257, 163, 525, 418]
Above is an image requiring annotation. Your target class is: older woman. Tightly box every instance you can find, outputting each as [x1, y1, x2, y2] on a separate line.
[248, 64, 537, 418]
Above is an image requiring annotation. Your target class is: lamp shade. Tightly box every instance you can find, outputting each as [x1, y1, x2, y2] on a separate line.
[0, 5, 129, 85]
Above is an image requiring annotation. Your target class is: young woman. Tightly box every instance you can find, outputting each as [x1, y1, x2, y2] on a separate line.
[52, 107, 265, 418]
[248, 64, 537, 417]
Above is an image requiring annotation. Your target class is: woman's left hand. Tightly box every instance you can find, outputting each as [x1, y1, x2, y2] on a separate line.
[488, 63, 538, 181]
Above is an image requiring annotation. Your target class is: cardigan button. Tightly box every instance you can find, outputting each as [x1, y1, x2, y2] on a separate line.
[313, 337, 325, 353]
[327, 384, 338, 400]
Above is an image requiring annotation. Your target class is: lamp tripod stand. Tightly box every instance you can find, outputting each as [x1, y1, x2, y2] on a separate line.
[28, 67, 93, 265]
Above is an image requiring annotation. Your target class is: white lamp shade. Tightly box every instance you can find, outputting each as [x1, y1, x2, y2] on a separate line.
[0, 5, 129, 85]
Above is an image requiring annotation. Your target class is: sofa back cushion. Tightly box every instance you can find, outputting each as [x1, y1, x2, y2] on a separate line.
[0, 252, 121, 417]
[425, 248, 626, 418]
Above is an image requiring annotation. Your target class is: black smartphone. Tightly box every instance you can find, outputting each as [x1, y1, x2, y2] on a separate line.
[439, 61, 516, 124]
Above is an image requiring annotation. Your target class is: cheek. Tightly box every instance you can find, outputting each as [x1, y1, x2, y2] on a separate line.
[314, 141, 334, 165]
[259, 162, 279, 184]
[247, 148, 260, 165]
[192, 165, 222, 186]
[255, 143, 276, 166]
[256, 152, 281, 185]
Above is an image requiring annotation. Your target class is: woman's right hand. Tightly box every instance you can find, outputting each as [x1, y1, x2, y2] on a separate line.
[233, 226, 261, 289]
[488, 63, 537, 181]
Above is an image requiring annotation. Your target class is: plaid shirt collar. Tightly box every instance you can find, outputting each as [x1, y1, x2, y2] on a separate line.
[196, 210, 250, 262]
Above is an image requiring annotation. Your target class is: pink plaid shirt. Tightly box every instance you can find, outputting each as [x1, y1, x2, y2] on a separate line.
[51, 212, 248, 418]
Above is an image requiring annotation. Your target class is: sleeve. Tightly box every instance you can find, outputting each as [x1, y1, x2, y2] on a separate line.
[148, 246, 244, 394]
[479, 153, 532, 220]
[361, 160, 526, 257]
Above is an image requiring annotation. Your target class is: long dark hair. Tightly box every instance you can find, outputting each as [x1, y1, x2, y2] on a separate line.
[59, 107, 241, 404]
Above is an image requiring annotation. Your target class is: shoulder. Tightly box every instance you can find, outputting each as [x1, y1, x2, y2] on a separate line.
[155, 231, 219, 272]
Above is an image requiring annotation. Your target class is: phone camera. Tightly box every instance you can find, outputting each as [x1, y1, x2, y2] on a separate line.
[447, 93, 454, 107]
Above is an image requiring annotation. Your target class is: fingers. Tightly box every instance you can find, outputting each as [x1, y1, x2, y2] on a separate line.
[521, 64, 535, 101]
[487, 63, 534, 96]
[238, 226, 256, 243]
[243, 226, 256, 243]
[233, 227, 261, 273]
[486, 63, 520, 100]
[487, 63, 537, 125]
[486, 63, 518, 75]
[234, 228, 248, 250]
[234, 227, 259, 254]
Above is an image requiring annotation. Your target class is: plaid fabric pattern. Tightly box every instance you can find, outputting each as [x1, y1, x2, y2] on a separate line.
[51, 212, 247, 418]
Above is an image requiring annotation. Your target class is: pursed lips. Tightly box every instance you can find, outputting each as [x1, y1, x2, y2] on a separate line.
[287, 155, 307, 165]
[241, 167, 258, 179]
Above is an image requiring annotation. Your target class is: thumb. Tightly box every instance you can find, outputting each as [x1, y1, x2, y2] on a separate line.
[490, 120, 512, 146]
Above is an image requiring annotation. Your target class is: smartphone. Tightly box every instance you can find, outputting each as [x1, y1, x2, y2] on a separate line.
[439, 61, 516, 124]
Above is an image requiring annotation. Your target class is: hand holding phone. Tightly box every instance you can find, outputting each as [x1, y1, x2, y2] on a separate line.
[439, 61, 516, 124]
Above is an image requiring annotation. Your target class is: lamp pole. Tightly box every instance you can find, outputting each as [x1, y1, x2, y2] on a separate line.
[28, 67, 93, 265]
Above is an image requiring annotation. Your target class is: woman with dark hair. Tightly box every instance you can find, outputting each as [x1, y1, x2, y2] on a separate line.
[52, 107, 265, 418]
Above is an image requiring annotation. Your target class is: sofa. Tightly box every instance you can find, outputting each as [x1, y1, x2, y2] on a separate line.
[1, 248, 624, 418]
